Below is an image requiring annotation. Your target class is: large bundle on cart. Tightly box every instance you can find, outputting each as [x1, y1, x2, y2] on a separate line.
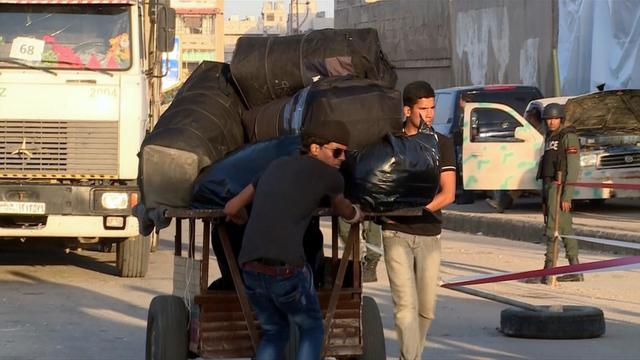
[191, 136, 302, 209]
[231, 28, 397, 108]
[138, 61, 245, 208]
[242, 77, 403, 149]
[342, 123, 441, 212]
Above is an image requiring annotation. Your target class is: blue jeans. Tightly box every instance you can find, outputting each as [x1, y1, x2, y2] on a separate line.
[242, 264, 324, 360]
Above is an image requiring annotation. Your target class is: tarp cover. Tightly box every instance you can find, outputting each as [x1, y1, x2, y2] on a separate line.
[341, 124, 441, 212]
[565, 89, 640, 133]
[559, 0, 640, 95]
[231, 28, 397, 108]
[191, 136, 302, 209]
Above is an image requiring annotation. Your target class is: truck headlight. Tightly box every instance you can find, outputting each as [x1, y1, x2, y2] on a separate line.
[101, 192, 129, 209]
[580, 154, 597, 167]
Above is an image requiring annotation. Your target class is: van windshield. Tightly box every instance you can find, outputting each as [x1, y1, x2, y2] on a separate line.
[0, 5, 131, 70]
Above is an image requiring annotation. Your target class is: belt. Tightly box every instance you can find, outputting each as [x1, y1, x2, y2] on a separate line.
[242, 259, 302, 277]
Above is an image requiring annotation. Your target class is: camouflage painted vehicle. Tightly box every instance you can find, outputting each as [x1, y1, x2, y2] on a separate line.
[461, 89, 640, 200]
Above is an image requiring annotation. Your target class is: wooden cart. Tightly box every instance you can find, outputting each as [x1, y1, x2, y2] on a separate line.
[145, 208, 419, 359]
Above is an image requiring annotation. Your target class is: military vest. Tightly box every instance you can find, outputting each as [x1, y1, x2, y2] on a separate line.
[538, 127, 576, 180]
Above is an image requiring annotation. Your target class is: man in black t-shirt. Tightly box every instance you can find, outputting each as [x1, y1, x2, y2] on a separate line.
[224, 120, 363, 360]
[382, 81, 456, 360]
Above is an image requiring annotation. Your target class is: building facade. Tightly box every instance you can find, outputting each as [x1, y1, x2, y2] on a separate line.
[171, 0, 224, 78]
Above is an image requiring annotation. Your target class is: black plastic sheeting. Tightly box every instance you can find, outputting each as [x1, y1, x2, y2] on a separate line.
[241, 77, 402, 150]
[191, 136, 302, 209]
[138, 61, 245, 208]
[231, 28, 397, 108]
[342, 125, 441, 212]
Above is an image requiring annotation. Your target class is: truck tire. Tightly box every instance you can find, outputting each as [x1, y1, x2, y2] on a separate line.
[116, 235, 150, 277]
[357, 296, 386, 360]
[500, 305, 605, 339]
[146, 295, 189, 360]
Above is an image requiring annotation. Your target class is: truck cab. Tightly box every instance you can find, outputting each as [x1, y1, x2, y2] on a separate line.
[0, 0, 175, 277]
[461, 90, 640, 200]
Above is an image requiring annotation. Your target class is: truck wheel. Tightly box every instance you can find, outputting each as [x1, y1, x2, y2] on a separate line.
[500, 305, 605, 339]
[357, 296, 386, 359]
[116, 235, 150, 277]
[146, 295, 189, 360]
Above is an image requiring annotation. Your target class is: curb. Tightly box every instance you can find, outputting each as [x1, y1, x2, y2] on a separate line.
[442, 210, 640, 255]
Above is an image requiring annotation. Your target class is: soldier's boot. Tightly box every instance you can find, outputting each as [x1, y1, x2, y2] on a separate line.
[557, 256, 584, 282]
[362, 258, 379, 283]
[525, 260, 553, 284]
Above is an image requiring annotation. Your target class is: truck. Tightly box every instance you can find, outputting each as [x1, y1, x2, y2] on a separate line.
[460, 90, 640, 202]
[0, 0, 176, 277]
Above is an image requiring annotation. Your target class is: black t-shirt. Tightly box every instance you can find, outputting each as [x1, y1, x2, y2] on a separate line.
[382, 132, 456, 236]
[239, 155, 344, 266]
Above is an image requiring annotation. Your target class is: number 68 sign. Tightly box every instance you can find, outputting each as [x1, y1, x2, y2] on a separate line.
[10, 37, 45, 62]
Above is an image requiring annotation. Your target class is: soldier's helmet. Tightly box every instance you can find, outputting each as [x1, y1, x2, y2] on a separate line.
[541, 103, 565, 120]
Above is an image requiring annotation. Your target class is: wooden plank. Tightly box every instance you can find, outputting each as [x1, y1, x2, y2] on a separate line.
[217, 224, 259, 352]
[322, 223, 359, 356]
[201, 220, 211, 293]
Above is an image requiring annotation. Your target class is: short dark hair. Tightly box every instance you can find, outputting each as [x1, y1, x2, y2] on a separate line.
[403, 81, 435, 107]
[300, 135, 330, 154]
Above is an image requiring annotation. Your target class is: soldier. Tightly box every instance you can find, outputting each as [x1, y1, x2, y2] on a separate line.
[531, 102, 583, 284]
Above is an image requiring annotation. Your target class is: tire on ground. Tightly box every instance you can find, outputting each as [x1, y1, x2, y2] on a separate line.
[500, 305, 605, 339]
[116, 235, 151, 277]
[146, 295, 189, 360]
[358, 295, 386, 360]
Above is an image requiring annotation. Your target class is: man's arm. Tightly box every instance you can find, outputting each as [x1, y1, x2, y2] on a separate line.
[331, 194, 363, 223]
[561, 132, 580, 210]
[223, 183, 255, 224]
[425, 171, 456, 212]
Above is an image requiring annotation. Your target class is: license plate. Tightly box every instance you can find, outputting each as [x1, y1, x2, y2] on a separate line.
[0, 201, 46, 215]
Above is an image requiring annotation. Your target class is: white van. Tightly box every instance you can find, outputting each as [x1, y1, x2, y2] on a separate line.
[461, 90, 640, 200]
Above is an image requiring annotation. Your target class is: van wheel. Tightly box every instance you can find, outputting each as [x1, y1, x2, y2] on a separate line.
[500, 305, 605, 339]
[116, 235, 150, 277]
[357, 296, 386, 359]
[146, 295, 189, 360]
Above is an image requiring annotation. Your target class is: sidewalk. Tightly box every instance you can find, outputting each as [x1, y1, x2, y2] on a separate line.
[442, 197, 640, 254]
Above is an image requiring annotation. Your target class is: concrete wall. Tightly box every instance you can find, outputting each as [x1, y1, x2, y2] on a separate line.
[336, 0, 555, 96]
[335, 0, 452, 92]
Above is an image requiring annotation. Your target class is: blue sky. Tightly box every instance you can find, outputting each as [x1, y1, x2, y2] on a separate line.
[224, 0, 334, 17]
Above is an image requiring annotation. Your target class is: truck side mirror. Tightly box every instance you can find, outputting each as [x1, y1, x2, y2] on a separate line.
[157, 7, 176, 53]
[514, 126, 528, 141]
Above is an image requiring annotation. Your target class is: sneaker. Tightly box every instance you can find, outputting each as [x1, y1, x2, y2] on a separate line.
[485, 198, 504, 213]
[557, 273, 584, 282]
[362, 260, 378, 283]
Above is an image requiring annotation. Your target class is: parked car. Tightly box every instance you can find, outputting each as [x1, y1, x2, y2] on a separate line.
[434, 85, 544, 203]
[461, 89, 640, 202]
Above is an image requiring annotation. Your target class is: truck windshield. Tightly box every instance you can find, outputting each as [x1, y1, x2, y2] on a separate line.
[0, 5, 131, 70]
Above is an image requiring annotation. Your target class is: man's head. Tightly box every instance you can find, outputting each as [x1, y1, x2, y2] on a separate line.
[402, 81, 435, 134]
[302, 120, 350, 168]
[541, 103, 565, 132]
[525, 107, 543, 131]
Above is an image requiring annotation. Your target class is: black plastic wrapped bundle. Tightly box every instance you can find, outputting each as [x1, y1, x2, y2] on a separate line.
[138, 61, 245, 208]
[342, 125, 441, 212]
[231, 28, 397, 108]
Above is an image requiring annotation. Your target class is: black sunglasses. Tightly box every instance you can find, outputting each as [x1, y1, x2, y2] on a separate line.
[323, 146, 348, 159]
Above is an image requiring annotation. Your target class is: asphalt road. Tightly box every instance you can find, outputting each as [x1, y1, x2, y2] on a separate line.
[1, 222, 639, 359]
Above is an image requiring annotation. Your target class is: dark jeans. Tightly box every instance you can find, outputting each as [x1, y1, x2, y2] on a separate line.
[242, 264, 324, 360]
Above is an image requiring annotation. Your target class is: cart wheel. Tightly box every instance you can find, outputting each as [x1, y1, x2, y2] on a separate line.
[116, 235, 151, 277]
[500, 305, 605, 339]
[357, 296, 386, 360]
[146, 295, 189, 360]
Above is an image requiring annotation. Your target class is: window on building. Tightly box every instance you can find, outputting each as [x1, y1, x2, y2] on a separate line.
[176, 15, 214, 35]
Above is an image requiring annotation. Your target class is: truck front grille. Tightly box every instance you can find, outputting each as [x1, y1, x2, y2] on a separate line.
[0, 120, 118, 178]
[597, 152, 640, 169]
